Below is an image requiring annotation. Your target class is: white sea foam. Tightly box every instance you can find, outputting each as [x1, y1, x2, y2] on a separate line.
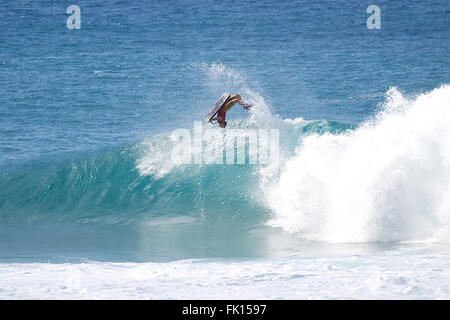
[1, 246, 450, 299]
[136, 136, 177, 179]
[263, 85, 450, 243]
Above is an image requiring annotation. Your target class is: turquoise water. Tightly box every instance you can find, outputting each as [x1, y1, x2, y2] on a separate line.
[1, 0, 449, 266]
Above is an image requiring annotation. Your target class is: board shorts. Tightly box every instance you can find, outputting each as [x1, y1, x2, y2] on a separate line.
[217, 109, 227, 121]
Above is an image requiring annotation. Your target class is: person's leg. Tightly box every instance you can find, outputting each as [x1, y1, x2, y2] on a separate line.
[217, 109, 226, 121]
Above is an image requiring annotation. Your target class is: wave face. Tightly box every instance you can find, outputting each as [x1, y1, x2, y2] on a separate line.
[263, 85, 450, 243]
[0, 119, 342, 227]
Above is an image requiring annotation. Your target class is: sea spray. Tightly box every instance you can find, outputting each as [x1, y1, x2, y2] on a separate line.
[262, 85, 450, 243]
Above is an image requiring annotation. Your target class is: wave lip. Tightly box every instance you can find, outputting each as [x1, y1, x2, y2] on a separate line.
[263, 85, 450, 243]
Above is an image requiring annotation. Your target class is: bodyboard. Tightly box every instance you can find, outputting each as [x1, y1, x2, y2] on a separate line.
[205, 93, 231, 122]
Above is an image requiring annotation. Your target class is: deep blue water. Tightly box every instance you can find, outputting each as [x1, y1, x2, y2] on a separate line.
[0, 0, 449, 262]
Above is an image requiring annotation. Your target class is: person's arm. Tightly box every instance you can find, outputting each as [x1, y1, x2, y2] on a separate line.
[232, 94, 252, 109]
[240, 101, 252, 109]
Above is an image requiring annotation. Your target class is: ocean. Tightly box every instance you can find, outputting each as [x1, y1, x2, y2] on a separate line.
[0, 0, 449, 299]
